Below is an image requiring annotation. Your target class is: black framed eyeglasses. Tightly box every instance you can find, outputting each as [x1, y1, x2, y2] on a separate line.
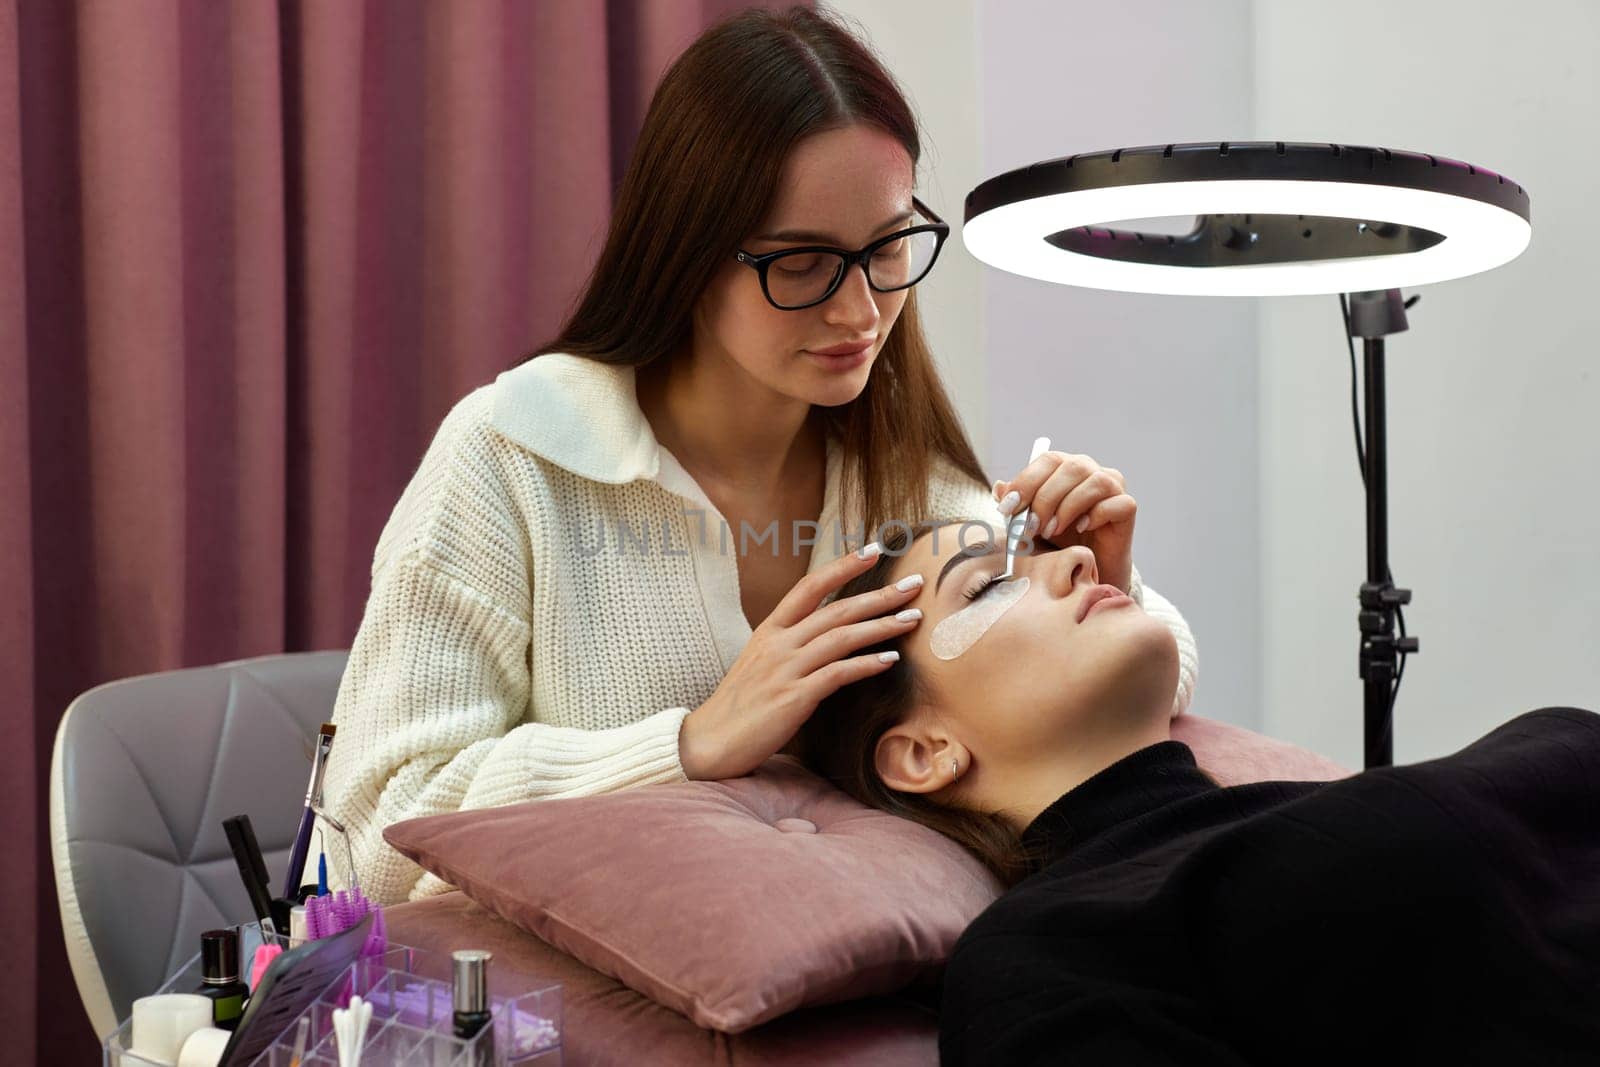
[735, 196, 950, 311]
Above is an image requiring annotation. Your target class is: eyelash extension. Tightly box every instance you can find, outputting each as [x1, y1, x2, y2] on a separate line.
[961, 572, 1001, 601]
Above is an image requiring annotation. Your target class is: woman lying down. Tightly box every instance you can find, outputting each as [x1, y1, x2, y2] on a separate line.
[788, 517, 1600, 1066]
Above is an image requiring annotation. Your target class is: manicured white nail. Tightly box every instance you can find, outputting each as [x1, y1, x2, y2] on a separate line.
[1076, 516, 1091, 533]
[857, 541, 882, 559]
[895, 608, 922, 623]
[878, 650, 900, 663]
[997, 491, 1021, 516]
[1043, 516, 1059, 539]
[895, 573, 924, 591]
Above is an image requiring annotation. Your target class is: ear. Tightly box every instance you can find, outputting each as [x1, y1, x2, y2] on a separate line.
[874, 717, 961, 795]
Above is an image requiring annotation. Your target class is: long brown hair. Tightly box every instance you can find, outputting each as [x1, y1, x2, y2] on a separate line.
[787, 519, 1054, 888]
[513, 4, 988, 540]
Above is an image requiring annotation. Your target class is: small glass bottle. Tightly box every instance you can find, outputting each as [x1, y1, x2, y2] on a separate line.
[195, 929, 249, 1031]
[452, 949, 496, 1067]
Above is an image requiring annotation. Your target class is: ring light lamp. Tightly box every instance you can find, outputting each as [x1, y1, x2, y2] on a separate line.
[962, 141, 1530, 296]
[962, 141, 1533, 768]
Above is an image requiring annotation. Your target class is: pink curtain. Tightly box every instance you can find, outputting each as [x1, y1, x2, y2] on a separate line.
[0, 0, 801, 1059]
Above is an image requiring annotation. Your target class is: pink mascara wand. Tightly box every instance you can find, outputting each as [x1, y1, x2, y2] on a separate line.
[360, 906, 387, 960]
[306, 893, 328, 939]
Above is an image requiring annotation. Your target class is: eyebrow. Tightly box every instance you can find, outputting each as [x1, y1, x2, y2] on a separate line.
[935, 540, 998, 594]
[753, 209, 914, 245]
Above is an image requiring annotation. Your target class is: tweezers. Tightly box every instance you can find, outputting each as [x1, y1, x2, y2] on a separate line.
[999, 436, 1052, 581]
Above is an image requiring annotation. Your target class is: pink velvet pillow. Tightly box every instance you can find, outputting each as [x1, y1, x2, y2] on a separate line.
[1170, 713, 1355, 785]
[385, 753, 1004, 1032]
[383, 718, 1352, 1033]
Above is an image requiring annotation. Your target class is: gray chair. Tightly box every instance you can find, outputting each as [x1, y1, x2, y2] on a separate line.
[49, 649, 350, 1038]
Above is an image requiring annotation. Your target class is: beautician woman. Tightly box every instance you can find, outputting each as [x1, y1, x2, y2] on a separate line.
[320, 5, 1198, 905]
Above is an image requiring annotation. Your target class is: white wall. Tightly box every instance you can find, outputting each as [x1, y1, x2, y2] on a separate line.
[1255, 0, 1600, 766]
[831, 0, 1599, 759]
[975, 0, 1261, 730]
[835, 0, 1262, 728]
[818, 2, 989, 450]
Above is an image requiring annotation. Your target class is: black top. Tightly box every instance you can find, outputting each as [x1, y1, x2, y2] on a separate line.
[938, 707, 1600, 1066]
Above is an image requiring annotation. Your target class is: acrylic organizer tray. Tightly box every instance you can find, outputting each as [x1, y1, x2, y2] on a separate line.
[102, 926, 563, 1067]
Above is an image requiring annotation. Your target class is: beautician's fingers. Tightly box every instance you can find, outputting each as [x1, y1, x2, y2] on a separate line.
[995, 451, 1100, 518]
[1047, 468, 1125, 536]
[786, 570, 924, 645]
[764, 540, 892, 630]
[794, 612, 922, 676]
[679, 543, 918, 781]
[798, 650, 906, 708]
[1077, 492, 1137, 533]
[993, 452, 1062, 515]
[1071, 492, 1137, 594]
[1027, 462, 1094, 538]
[680, 579, 906, 780]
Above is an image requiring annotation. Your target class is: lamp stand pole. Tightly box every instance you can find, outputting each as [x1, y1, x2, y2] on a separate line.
[1345, 289, 1421, 769]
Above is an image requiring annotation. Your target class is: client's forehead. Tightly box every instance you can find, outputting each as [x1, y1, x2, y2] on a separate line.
[893, 520, 1003, 581]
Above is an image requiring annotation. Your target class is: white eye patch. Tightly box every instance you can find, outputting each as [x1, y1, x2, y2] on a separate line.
[929, 576, 1029, 660]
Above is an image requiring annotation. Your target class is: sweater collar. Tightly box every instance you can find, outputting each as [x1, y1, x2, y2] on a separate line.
[490, 353, 664, 484]
[489, 352, 846, 536]
[1019, 740, 1217, 866]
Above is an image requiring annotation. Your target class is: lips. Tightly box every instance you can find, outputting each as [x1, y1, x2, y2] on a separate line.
[1077, 584, 1131, 623]
[807, 339, 874, 357]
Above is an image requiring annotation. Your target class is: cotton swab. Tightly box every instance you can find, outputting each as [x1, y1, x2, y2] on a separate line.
[354, 996, 373, 1065]
[332, 993, 373, 1067]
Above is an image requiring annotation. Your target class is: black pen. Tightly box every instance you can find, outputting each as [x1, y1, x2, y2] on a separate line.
[223, 814, 279, 938]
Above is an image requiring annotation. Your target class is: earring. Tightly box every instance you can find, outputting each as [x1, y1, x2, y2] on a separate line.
[951, 757, 960, 782]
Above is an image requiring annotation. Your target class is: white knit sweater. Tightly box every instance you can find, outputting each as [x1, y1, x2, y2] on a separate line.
[320, 353, 1199, 904]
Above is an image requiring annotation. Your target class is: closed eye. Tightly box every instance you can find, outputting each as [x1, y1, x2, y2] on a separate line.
[961, 571, 1001, 601]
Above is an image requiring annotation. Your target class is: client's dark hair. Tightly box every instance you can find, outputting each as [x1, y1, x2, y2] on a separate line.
[789, 518, 1052, 888]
